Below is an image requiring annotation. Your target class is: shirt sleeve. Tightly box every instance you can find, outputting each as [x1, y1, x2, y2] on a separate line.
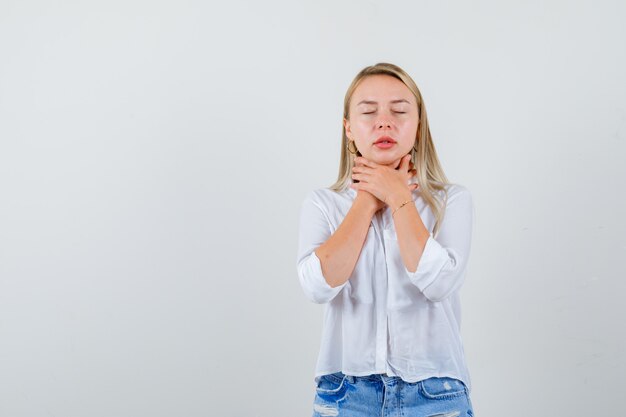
[296, 191, 348, 304]
[405, 185, 474, 302]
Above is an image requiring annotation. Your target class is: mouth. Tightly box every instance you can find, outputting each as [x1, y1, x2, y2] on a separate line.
[373, 136, 396, 149]
[374, 136, 397, 145]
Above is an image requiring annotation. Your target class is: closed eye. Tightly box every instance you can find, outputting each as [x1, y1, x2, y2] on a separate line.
[363, 111, 407, 114]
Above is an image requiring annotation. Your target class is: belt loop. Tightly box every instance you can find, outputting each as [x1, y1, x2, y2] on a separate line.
[347, 375, 355, 384]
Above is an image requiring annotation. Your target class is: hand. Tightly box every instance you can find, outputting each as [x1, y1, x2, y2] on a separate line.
[350, 154, 419, 209]
[352, 158, 386, 213]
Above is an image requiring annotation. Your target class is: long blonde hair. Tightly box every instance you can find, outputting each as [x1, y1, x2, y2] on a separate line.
[330, 62, 451, 238]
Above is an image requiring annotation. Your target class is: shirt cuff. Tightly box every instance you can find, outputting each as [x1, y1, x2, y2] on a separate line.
[299, 251, 347, 304]
[405, 234, 450, 294]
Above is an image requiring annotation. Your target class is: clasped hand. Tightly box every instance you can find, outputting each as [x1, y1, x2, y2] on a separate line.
[350, 154, 419, 212]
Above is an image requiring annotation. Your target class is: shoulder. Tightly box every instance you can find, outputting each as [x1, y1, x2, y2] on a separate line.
[302, 186, 352, 210]
[439, 183, 473, 214]
[443, 183, 472, 199]
[431, 183, 472, 208]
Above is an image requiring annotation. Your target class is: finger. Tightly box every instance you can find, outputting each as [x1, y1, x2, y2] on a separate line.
[355, 172, 374, 182]
[352, 165, 373, 174]
[356, 181, 375, 195]
[399, 154, 411, 171]
[351, 172, 370, 182]
[356, 156, 378, 168]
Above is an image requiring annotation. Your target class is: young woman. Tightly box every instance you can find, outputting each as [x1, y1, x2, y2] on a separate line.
[297, 62, 475, 417]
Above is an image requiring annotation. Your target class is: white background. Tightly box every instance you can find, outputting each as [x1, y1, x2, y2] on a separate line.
[1, 1, 625, 416]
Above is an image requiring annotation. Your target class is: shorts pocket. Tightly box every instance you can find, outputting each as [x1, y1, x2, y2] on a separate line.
[315, 372, 349, 400]
[419, 377, 467, 400]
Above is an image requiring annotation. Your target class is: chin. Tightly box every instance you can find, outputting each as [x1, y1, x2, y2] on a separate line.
[370, 153, 401, 165]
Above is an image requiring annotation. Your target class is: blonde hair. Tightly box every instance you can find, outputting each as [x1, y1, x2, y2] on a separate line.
[330, 62, 451, 238]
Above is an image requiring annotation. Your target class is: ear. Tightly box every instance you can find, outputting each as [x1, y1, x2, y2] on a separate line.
[343, 117, 352, 140]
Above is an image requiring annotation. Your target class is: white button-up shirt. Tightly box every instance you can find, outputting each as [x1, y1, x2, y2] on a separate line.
[296, 181, 475, 393]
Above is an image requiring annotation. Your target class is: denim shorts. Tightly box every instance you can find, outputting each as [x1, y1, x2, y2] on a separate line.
[312, 371, 474, 417]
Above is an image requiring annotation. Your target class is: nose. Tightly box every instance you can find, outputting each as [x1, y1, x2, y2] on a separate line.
[377, 119, 392, 129]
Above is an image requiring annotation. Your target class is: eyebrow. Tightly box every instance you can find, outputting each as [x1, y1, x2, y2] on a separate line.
[356, 99, 411, 106]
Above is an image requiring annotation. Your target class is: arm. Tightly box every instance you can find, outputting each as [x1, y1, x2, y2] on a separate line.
[296, 191, 376, 304]
[390, 185, 474, 302]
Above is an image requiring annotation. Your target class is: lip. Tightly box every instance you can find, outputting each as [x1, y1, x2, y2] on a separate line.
[374, 142, 395, 149]
[374, 135, 396, 144]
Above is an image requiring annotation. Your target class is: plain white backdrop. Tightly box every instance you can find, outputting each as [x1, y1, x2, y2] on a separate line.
[1, 0, 625, 416]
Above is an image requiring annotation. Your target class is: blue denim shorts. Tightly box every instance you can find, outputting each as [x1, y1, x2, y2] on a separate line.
[312, 371, 474, 417]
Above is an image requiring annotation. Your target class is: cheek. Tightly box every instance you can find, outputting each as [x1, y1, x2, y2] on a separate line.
[399, 121, 419, 137]
[398, 118, 418, 128]
[350, 122, 371, 142]
[352, 119, 370, 131]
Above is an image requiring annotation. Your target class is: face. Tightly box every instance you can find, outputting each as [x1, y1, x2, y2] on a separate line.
[344, 74, 419, 166]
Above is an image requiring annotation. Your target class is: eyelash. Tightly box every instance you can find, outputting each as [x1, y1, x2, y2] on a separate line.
[363, 111, 406, 114]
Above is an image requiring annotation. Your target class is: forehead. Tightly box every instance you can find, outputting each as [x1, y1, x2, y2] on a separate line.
[352, 75, 413, 104]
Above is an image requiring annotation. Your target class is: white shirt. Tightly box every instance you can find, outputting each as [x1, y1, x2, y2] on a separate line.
[296, 181, 475, 393]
